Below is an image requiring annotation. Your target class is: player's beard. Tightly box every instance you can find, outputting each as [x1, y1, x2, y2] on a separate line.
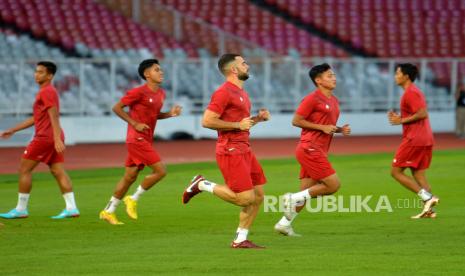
[238, 71, 249, 81]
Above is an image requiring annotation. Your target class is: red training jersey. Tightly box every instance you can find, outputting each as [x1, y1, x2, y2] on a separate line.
[121, 84, 165, 143]
[400, 84, 434, 146]
[295, 89, 340, 153]
[207, 81, 251, 154]
[32, 84, 64, 141]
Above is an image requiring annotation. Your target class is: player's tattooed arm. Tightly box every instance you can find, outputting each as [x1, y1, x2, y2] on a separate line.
[202, 109, 253, 131]
[0, 117, 34, 139]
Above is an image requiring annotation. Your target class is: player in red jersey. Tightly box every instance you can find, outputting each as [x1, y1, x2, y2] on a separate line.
[182, 54, 270, 249]
[388, 63, 439, 219]
[0, 61, 79, 220]
[274, 63, 351, 236]
[99, 59, 181, 225]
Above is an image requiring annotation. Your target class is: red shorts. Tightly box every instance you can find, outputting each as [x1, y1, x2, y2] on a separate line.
[296, 145, 335, 181]
[125, 141, 161, 170]
[216, 151, 267, 193]
[23, 139, 64, 165]
[392, 143, 432, 170]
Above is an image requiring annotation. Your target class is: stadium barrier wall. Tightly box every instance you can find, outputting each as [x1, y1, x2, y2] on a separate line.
[0, 112, 454, 147]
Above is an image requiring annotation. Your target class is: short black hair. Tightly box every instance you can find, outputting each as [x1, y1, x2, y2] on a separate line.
[396, 63, 418, 82]
[37, 61, 57, 75]
[218, 53, 240, 75]
[138, 59, 159, 80]
[309, 63, 331, 85]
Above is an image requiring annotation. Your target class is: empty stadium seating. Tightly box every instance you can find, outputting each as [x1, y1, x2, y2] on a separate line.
[265, 0, 465, 85]
[0, 0, 200, 58]
[0, 1, 457, 117]
[156, 0, 349, 58]
[0, 27, 148, 116]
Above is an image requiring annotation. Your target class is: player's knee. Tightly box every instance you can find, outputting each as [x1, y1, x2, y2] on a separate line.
[411, 170, 423, 179]
[18, 164, 34, 175]
[237, 194, 255, 207]
[49, 167, 63, 178]
[241, 199, 254, 207]
[156, 166, 167, 178]
[236, 199, 248, 207]
[152, 164, 167, 178]
[327, 181, 340, 194]
[390, 168, 400, 179]
[124, 172, 138, 183]
[255, 195, 264, 206]
[18, 166, 30, 175]
[254, 192, 264, 205]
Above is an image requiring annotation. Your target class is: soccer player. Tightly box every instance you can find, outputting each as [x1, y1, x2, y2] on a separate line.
[99, 59, 181, 225]
[182, 54, 270, 249]
[388, 63, 439, 219]
[274, 63, 351, 236]
[0, 61, 79, 219]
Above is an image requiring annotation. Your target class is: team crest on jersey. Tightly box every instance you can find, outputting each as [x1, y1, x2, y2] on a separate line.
[149, 98, 153, 103]
[325, 104, 330, 109]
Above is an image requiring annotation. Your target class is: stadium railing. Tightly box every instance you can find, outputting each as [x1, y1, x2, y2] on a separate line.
[0, 57, 461, 117]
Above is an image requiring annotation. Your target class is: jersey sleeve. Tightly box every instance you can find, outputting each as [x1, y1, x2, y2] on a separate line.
[41, 88, 58, 110]
[121, 88, 142, 106]
[207, 89, 229, 115]
[295, 95, 314, 118]
[406, 91, 427, 113]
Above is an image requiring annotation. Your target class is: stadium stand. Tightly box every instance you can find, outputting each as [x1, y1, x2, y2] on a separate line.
[155, 0, 349, 58]
[260, 0, 465, 85]
[0, 0, 199, 58]
[0, 0, 458, 116]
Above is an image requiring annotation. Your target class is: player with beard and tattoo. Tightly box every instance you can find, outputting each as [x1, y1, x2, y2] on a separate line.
[182, 54, 270, 249]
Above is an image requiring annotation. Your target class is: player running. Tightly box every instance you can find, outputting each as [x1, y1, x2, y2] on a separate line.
[388, 63, 439, 219]
[99, 59, 181, 225]
[182, 54, 270, 249]
[274, 63, 351, 236]
[0, 61, 79, 220]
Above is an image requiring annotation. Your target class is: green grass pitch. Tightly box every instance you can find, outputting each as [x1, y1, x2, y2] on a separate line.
[1, 150, 464, 275]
